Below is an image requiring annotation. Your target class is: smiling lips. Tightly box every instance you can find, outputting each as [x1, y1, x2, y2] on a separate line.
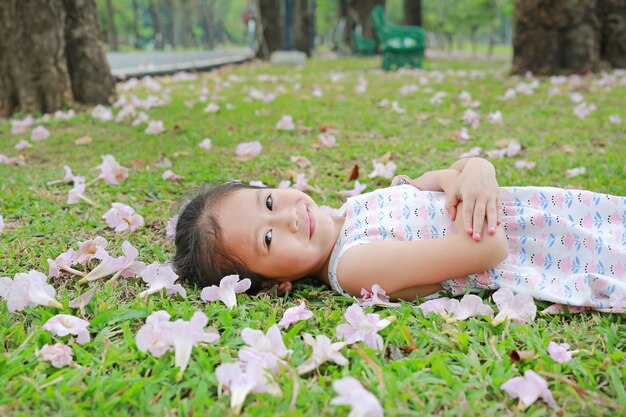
[307, 207, 316, 239]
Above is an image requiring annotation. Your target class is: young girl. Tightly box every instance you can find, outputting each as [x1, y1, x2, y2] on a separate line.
[173, 157, 625, 313]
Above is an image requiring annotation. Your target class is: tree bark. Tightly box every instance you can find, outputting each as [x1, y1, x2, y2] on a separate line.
[512, 0, 601, 75]
[149, 0, 165, 49]
[348, 0, 385, 39]
[166, 0, 177, 48]
[0, 0, 72, 116]
[180, 0, 194, 47]
[293, 0, 312, 56]
[403, 0, 422, 26]
[197, 0, 215, 48]
[256, 0, 282, 59]
[104, 0, 118, 51]
[597, 0, 626, 68]
[132, 0, 141, 49]
[63, 0, 115, 105]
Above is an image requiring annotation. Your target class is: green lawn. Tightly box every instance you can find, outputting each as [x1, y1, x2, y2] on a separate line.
[0, 56, 624, 417]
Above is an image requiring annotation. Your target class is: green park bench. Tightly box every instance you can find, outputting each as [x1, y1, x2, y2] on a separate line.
[370, 5, 425, 70]
[352, 25, 377, 56]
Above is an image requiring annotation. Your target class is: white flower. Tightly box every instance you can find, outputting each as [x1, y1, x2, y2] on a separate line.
[297, 334, 347, 374]
[201, 274, 251, 309]
[331, 377, 383, 417]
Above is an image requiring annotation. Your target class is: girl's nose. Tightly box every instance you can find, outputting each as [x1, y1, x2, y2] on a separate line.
[272, 208, 299, 233]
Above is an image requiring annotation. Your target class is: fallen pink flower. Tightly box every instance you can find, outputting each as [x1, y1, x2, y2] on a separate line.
[162, 169, 183, 181]
[131, 112, 149, 125]
[235, 141, 262, 161]
[166, 215, 178, 238]
[201, 274, 251, 309]
[565, 167, 586, 178]
[105, 241, 147, 283]
[338, 181, 367, 198]
[443, 294, 494, 323]
[297, 334, 347, 374]
[11, 115, 33, 135]
[145, 120, 165, 134]
[249, 180, 266, 187]
[515, 160, 537, 170]
[415, 297, 451, 314]
[14, 139, 31, 151]
[72, 236, 108, 265]
[37, 343, 74, 368]
[336, 304, 391, 350]
[487, 111, 503, 125]
[317, 132, 336, 147]
[500, 370, 557, 409]
[102, 202, 144, 232]
[238, 325, 292, 372]
[491, 288, 537, 326]
[31, 125, 50, 142]
[198, 138, 212, 151]
[0, 215, 3, 234]
[331, 377, 383, 417]
[539, 303, 587, 315]
[573, 102, 596, 119]
[460, 146, 482, 158]
[48, 251, 85, 278]
[91, 104, 113, 121]
[609, 114, 621, 124]
[48, 165, 75, 185]
[42, 314, 91, 344]
[97, 154, 129, 185]
[203, 102, 220, 113]
[358, 284, 401, 307]
[277, 301, 313, 328]
[278, 180, 291, 189]
[293, 173, 318, 193]
[290, 155, 311, 169]
[135, 310, 173, 357]
[78, 247, 125, 283]
[391, 101, 405, 113]
[0, 271, 63, 312]
[67, 176, 96, 206]
[368, 161, 397, 179]
[276, 115, 295, 131]
[138, 262, 186, 298]
[462, 109, 480, 129]
[547, 341, 574, 363]
[216, 361, 280, 412]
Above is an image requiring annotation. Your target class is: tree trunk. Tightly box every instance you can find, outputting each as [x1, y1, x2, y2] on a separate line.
[149, 0, 165, 49]
[597, 0, 626, 68]
[63, 0, 115, 105]
[104, 0, 118, 51]
[348, 0, 385, 39]
[0, 0, 114, 117]
[512, 0, 601, 75]
[132, 0, 141, 49]
[166, 0, 177, 48]
[0, 0, 72, 116]
[256, 0, 282, 59]
[197, 0, 215, 48]
[180, 0, 194, 47]
[293, 0, 312, 56]
[403, 0, 421, 26]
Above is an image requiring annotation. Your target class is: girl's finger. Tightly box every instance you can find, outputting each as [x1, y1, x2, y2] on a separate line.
[496, 196, 502, 225]
[487, 199, 498, 234]
[462, 197, 476, 236]
[445, 194, 460, 220]
[472, 199, 486, 241]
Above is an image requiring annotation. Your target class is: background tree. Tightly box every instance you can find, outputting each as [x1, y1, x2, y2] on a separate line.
[293, 0, 313, 56]
[0, 0, 114, 117]
[148, 0, 165, 49]
[511, 0, 626, 75]
[256, 0, 282, 59]
[403, 0, 421, 26]
[105, 0, 119, 51]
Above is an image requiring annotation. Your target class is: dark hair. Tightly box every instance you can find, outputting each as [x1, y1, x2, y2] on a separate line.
[172, 181, 269, 293]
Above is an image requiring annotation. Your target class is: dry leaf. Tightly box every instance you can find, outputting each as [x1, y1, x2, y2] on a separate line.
[415, 113, 430, 123]
[131, 160, 147, 167]
[345, 164, 359, 182]
[376, 151, 393, 164]
[69, 287, 97, 310]
[509, 349, 536, 363]
[172, 151, 190, 158]
[495, 138, 518, 147]
[74, 135, 92, 145]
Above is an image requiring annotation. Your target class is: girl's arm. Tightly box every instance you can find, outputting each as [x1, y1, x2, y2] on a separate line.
[335, 200, 509, 299]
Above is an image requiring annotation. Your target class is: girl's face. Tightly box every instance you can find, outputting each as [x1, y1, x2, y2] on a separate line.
[215, 188, 344, 283]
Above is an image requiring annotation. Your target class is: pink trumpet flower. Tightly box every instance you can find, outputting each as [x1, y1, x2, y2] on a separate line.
[442, 294, 494, 323]
[500, 370, 557, 410]
[338, 181, 367, 198]
[73, 236, 108, 265]
[105, 241, 146, 284]
[138, 262, 186, 298]
[42, 314, 91, 345]
[238, 325, 292, 372]
[331, 377, 383, 417]
[216, 361, 281, 412]
[31, 125, 50, 141]
[297, 334, 347, 375]
[67, 176, 96, 206]
[277, 301, 313, 328]
[358, 284, 401, 308]
[136, 310, 220, 373]
[11, 115, 33, 135]
[96, 154, 129, 185]
[547, 341, 574, 363]
[0, 271, 63, 312]
[77, 247, 125, 284]
[47, 165, 75, 185]
[165, 215, 178, 238]
[201, 274, 251, 309]
[491, 288, 537, 326]
[336, 304, 391, 350]
[235, 141, 262, 161]
[102, 203, 144, 232]
[48, 251, 86, 278]
[415, 297, 451, 315]
[37, 343, 74, 368]
[0, 215, 3, 234]
[368, 161, 397, 179]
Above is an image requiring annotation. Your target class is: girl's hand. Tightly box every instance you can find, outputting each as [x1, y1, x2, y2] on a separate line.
[445, 158, 501, 241]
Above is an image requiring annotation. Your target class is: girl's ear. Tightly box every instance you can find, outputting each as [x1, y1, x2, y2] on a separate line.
[277, 281, 293, 295]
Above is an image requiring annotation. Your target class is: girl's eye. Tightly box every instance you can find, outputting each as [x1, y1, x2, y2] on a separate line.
[264, 230, 272, 247]
[265, 195, 273, 211]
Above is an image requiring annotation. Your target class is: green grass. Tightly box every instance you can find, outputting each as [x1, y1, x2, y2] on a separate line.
[0, 56, 625, 417]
